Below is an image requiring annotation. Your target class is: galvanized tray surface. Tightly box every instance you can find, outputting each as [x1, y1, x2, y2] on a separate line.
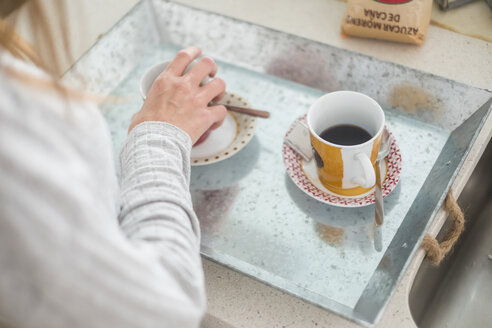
[67, 1, 492, 326]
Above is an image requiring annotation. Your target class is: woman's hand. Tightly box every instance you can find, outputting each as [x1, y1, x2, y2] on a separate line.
[128, 47, 227, 144]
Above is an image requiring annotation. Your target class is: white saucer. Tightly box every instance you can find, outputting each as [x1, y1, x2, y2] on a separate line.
[191, 93, 257, 166]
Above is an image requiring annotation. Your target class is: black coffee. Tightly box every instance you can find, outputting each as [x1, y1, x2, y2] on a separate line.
[319, 124, 372, 146]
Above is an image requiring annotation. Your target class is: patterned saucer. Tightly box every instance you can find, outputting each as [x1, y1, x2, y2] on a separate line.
[191, 93, 257, 166]
[282, 116, 402, 207]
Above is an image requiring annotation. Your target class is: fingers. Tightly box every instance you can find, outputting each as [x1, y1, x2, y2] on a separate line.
[199, 77, 226, 103]
[165, 47, 202, 76]
[186, 56, 217, 85]
[207, 105, 227, 130]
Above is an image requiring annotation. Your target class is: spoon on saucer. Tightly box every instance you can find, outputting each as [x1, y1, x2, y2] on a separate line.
[211, 102, 270, 118]
[374, 128, 392, 252]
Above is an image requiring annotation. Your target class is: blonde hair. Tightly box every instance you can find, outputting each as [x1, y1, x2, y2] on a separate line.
[1, 0, 75, 93]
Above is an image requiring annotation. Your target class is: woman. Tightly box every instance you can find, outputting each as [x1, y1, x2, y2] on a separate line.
[0, 1, 226, 327]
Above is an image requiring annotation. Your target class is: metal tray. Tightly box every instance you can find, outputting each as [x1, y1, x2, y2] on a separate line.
[67, 1, 492, 326]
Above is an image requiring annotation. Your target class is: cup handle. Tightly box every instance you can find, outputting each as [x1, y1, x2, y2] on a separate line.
[352, 152, 375, 188]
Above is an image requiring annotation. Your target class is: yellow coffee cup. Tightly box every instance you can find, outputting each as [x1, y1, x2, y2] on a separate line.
[307, 91, 385, 196]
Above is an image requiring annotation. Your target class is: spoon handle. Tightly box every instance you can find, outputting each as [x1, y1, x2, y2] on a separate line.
[375, 160, 384, 226]
[212, 103, 270, 118]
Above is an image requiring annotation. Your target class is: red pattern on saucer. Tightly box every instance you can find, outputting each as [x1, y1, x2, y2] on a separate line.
[282, 116, 402, 207]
